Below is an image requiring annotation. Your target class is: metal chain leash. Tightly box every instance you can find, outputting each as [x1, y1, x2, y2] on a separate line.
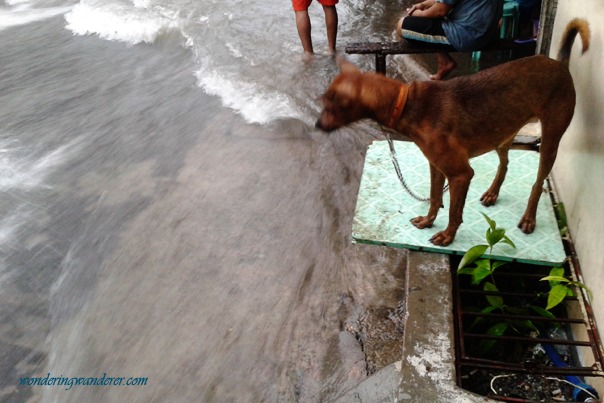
[386, 134, 449, 202]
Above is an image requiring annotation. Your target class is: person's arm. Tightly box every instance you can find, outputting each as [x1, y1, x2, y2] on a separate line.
[406, 0, 436, 15]
[408, 0, 452, 18]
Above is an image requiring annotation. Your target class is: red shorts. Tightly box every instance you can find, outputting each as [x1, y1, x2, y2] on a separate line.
[292, 0, 338, 12]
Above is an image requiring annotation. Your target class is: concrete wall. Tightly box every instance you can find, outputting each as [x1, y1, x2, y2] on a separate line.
[548, 0, 604, 376]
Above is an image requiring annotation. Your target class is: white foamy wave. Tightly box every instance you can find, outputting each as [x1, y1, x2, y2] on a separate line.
[0, 213, 22, 247]
[65, 2, 180, 45]
[225, 42, 259, 67]
[0, 212, 23, 285]
[0, 137, 83, 191]
[196, 69, 304, 125]
[0, 4, 72, 31]
[225, 42, 242, 59]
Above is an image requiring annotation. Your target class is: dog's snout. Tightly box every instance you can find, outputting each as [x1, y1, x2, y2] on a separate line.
[315, 116, 335, 132]
[315, 118, 324, 130]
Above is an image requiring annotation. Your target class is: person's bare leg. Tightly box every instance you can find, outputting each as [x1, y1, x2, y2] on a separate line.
[295, 10, 314, 55]
[323, 5, 338, 54]
[430, 52, 457, 80]
[396, 16, 405, 38]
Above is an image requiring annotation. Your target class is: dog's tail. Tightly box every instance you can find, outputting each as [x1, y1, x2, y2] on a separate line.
[557, 18, 590, 66]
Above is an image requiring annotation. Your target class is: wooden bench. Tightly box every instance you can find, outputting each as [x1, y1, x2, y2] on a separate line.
[345, 38, 536, 75]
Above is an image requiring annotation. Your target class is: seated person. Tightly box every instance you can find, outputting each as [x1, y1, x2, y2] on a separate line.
[396, 0, 503, 79]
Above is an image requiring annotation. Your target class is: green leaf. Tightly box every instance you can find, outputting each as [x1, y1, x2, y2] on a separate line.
[491, 261, 508, 272]
[480, 305, 500, 314]
[486, 228, 506, 247]
[501, 235, 516, 249]
[468, 317, 483, 331]
[486, 321, 509, 336]
[482, 213, 497, 230]
[510, 319, 539, 334]
[541, 275, 570, 285]
[458, 244, 488, 270]
[504, 305, 529, 315]
[547, 267, 565, 287]
[529, 305, 556, 319]
[471, 259, 492, 285]
[479, 340, 497, 354]
[556, 202, 568, 229]
[484, 282, 503, 308]
[468, 305, 500, 331]
[480, 322, 508, 353]
[480, 340, 497, 353]
[547, 284, 569, 310]
[549, 267, 565, 277]
[568, 280, 590, 290]
[457, 259, 492, 285]
[457, 267, 477, 276]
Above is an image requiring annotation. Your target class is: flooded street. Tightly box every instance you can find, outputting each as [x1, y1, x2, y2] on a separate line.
[0, 2, 419, 400]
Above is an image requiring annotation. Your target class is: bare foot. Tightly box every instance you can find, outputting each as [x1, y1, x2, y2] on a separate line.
[302, 51, 315, 63]
[429, 58, 457, 80]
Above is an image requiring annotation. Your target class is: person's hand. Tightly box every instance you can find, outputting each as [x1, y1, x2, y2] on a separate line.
[406, 4, 420, 16]
[406, 1, 428, 16]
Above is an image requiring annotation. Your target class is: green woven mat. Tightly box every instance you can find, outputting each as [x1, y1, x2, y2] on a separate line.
[352, 140, 566, 266]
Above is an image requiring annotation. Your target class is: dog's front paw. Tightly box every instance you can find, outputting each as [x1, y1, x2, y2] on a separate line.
[411, 216, 434, 229]
[430, 231, 454, 246]
[480, 190, 499, 206]
[518, 215, 536, 234]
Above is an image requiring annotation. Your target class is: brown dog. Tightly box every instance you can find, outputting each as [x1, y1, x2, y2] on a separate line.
[316, 19, 589, 246]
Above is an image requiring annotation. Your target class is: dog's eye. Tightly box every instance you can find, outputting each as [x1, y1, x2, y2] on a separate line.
[335, 94, 351, 108]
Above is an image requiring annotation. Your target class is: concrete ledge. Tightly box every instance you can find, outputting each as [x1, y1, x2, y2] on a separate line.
[336, 251, 493, 402]
[399, 251, 491, 402]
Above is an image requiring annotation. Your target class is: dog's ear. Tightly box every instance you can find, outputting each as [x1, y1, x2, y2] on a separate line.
[336, 55, 360, 75]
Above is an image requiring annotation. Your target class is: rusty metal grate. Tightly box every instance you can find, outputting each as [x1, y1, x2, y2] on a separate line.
[452, 183, 604, 402]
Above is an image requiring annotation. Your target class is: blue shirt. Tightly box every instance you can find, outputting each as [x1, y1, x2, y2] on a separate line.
[438, 0, 503, 51]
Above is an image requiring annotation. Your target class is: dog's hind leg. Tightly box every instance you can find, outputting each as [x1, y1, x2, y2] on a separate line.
[518, 117, 570, 233]
[480, 135, 516, 206]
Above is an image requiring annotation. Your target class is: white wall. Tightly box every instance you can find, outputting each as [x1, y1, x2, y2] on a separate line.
[548, 0, 604, 379]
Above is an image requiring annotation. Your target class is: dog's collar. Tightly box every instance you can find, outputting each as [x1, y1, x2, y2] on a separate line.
[388, 85, 409, 129]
